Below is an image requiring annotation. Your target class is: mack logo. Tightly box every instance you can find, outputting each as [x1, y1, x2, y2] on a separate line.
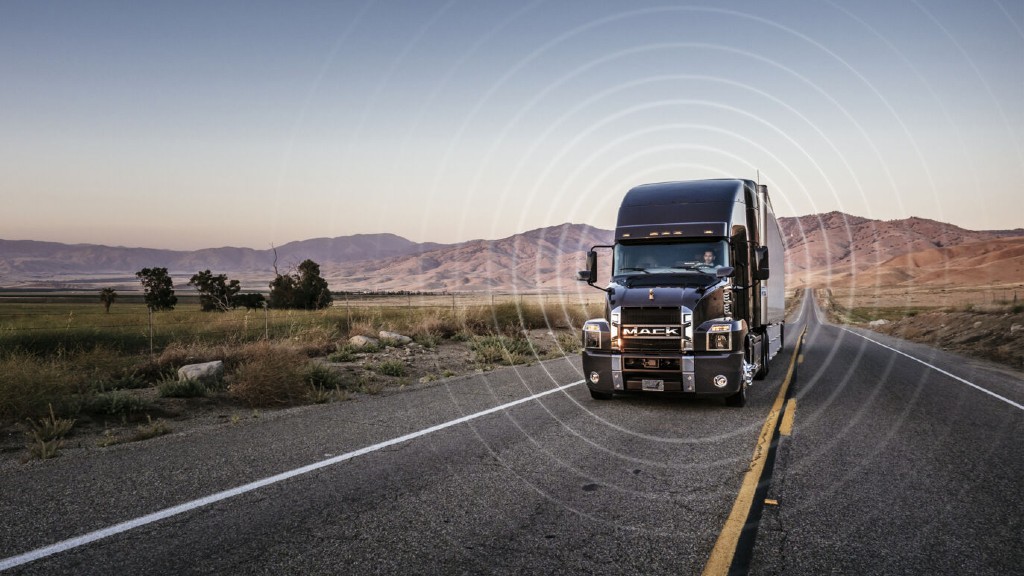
[622, 326, 680, 337]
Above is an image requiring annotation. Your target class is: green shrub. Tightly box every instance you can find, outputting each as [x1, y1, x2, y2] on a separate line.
[470, 335, 534, 365]
[26, 436, 63, 460]
[306, 363, 343, 389]
[412, 331, 441, 349]
[87, 391, 151, 417]
[25, 404, 76, 442]
[374, 360, 407, 377]
[131, 415, 172, 441]
[328, 347, 358, 362]
[556, 332, 583, 354]
[158, 377, 207, 398]
[307, 384, 348, 404]
[23, 404, 76, 459]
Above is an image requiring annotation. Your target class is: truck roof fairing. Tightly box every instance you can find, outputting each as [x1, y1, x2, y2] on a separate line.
[615, 179, 754, 242]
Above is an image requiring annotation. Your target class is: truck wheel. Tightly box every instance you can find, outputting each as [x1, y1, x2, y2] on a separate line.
[725, 383, 747, 407]
[754, 339, 769, 380]
[590, 389, 613, 400]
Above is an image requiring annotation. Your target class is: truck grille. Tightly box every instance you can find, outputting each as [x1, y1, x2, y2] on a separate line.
[622, 339, 681, 352]
[621, 307, 679, 324]
[618, 306, 692, 353]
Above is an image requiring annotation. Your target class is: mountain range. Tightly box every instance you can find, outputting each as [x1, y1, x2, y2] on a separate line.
[1, 215, 1022, 292]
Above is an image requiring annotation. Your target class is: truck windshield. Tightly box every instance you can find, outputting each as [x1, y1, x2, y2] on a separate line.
[613, 241, 731, 276]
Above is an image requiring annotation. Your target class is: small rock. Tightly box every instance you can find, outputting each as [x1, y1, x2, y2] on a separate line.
[868, 319, 888, 327]
[178, 360, 224, 384]
[973, 321, 983, 329]
[378, 330, 412, 345]
[1011, 324, 1022, 334]
[349, 335, 380, 349]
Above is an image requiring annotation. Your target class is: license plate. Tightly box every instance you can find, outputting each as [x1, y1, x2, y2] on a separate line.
[642, 379, 664, 391]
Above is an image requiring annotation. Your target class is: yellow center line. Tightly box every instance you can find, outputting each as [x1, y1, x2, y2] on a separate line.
[701, 326, 806, 576]
[780, 399, 797, 437]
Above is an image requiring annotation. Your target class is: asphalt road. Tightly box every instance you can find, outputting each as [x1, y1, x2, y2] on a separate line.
[1, 291, 1021, 575]
[750, 293, 1024, 575]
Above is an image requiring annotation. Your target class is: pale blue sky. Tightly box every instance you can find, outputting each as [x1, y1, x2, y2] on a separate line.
[1, 1, 1021, 249]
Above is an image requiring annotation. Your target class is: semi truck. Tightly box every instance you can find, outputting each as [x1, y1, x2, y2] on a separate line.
[577, 178, 785, 406]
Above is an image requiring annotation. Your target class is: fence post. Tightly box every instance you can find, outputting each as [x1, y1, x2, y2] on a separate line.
[149, 308, 154, 355]
[264, 305, 269, 340]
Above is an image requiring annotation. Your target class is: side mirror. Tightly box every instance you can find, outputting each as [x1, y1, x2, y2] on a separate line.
[754, 246, 770, 280]
[716, 266, 735, 279]
[577, 250, 598, 284]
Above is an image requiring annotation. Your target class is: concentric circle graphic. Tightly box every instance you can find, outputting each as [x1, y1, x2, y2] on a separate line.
[277, 1, 1023, 534]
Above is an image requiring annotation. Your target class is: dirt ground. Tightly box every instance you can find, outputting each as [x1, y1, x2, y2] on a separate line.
[1, 329, 577, 468]
[861, 311, 1024, 371]
[815, 289, 1024, 372]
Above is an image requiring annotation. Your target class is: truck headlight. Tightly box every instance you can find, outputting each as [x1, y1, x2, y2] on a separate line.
[582, 320, 609, 349]
[707, 324, 732, 351]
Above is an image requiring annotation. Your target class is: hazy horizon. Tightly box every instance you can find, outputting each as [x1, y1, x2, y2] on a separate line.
[3, 1, 1021, 251]
[4, 209, 1023, 254]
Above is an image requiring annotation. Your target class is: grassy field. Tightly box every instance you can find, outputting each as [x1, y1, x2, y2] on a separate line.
[819, 286, 1023, 324]
[0, 293, 606, 432]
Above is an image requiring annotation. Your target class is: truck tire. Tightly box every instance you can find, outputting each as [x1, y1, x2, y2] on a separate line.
[590, 389, 613, 400]
[725, 382, 747, 407]
[754, 335, 769, 380]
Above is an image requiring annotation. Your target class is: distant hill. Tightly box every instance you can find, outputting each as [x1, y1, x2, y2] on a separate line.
[324, 223, 613, 292]
[780, 212, 1024, 287]
[1, 215, 1021, 292]
[0, 234, 448, 290]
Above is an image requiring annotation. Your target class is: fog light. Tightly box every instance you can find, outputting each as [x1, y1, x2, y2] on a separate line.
[713, 375, 728, 388]
[590, 371, 600, 384]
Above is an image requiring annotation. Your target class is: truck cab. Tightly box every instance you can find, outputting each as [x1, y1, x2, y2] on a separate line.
[578, 179, 785, 406]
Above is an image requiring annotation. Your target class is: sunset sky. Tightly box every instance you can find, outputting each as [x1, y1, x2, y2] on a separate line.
[2, 1, 1021, 250]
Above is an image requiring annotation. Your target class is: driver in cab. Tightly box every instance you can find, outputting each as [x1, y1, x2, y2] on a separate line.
[699, 250, 721, 272]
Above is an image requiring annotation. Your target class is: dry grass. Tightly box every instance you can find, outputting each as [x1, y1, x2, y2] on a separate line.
[228, 342, 309, 407]
[0, 297, 602, 424]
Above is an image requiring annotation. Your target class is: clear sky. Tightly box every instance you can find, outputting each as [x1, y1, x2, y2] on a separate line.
[2, 1, 1021, 250]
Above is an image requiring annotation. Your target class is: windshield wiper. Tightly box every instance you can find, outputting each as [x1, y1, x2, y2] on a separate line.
[670, 264, 717, 275]
[618, 267, 650, 274]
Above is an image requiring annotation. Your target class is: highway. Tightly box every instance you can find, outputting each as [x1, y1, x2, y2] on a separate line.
[1, 290, 1021, 575]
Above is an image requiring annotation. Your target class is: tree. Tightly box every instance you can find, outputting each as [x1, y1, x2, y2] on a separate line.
[268, 259, 333, 309]
[188, 269, 241, 312]
[235, 293, 267, 310]
[136, 267, 178, 311]
[99, 287, 118, 313]
[296, 259, 333, 310]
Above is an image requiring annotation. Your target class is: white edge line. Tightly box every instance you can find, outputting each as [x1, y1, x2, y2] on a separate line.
[0, 379, 585, 571]
[838, 326, 1023, 411]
